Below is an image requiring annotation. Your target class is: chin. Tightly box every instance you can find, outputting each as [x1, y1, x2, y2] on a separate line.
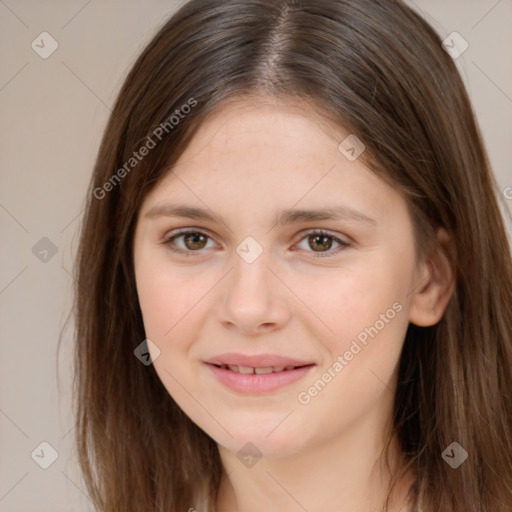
[208, 420, 310, 461]
[219, 437, 305, 461]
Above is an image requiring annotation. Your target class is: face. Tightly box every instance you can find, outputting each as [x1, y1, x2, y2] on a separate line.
[133, 97, 422, 459]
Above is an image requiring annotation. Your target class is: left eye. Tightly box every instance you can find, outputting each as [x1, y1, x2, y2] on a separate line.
[294, 230, 349, 257]
[162, 229, 350, 258]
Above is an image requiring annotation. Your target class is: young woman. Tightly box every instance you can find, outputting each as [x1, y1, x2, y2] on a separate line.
[73, 1, 512, 511]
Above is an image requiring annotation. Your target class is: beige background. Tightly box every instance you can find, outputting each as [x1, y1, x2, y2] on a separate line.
[0, 1, 511, 510]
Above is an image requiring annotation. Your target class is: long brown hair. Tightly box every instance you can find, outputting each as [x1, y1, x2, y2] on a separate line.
[72, 0, 512, 510]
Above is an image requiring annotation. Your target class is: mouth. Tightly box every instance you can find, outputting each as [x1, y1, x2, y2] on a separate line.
[209, 363, 311, 374]
[203, 356, 316, 394]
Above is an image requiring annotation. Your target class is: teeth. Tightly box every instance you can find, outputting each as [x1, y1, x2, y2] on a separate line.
[238, 365, 255, 374]
[254, 367, 273, 374]
[221, 364, 297, 374]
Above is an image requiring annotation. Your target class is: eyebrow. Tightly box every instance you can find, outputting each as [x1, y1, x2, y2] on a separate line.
[144, 203, 377, 227]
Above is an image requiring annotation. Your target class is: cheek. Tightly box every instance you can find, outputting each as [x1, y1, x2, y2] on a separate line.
[303, 262, 405, 354]
[136, 266, 176, 338]
[134, 258, 205, 395]
[298, 255, 413, 415]
[296, 271, 409, 433]
[135, 252, 203, 339]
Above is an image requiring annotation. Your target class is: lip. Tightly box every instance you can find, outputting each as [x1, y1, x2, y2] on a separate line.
[204, 353, 314, 368]
[203, 353, 316, 395]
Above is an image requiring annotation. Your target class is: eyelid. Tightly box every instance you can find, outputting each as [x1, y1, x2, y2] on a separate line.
[162, 227, 220, 251]
[292, 228, 351, 258]
[294, 227, 351, 245]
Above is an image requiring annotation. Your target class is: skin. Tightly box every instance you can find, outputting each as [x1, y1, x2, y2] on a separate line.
[133, 96, 454, 512]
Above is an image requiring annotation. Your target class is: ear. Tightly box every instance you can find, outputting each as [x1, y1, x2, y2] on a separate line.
[409, 227, 456, 327]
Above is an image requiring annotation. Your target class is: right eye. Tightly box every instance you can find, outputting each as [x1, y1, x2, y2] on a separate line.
[162, 229, 218, 255]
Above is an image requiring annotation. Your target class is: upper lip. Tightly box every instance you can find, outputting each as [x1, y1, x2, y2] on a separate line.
[204, 353, 315, 368]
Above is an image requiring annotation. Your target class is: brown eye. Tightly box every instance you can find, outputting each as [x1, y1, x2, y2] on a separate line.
[295, 230, 350, 258]
[164, 230, 216, 254]
[308, 233, 333, 252]
[163, 229, 350, 258]
[183, 232, 208, 250]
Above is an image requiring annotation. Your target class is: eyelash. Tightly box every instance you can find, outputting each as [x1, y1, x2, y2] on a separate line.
[161, 228, 351, 259]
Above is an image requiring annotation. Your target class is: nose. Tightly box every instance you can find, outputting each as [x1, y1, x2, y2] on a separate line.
[216, 248, 292, 336]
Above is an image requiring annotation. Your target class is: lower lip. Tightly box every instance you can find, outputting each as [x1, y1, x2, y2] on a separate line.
[204, 363, 315, 394]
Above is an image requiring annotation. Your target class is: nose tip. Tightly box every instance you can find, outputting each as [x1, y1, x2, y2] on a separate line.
[218, 250, 292, 335]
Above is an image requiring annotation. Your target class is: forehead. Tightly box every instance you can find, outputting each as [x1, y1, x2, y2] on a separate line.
[139, 97, 407, 230]
[185, 95, 344, 157]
